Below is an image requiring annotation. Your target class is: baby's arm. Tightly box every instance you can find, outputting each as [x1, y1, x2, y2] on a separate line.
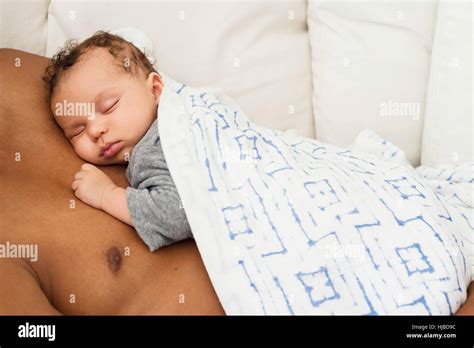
[73, 162, 192, 252]
[101, 186, 132, 226]
[71, 163, 132, 225]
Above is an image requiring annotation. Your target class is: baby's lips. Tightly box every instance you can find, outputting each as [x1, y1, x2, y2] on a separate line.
[99, 142, 114, 157]
[102, 141, 123, 159]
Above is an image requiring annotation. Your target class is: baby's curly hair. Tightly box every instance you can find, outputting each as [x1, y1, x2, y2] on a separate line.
[43, 31, 156, 100]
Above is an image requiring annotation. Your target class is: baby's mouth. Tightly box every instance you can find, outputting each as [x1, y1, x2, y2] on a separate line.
[100, 141, 123, 159]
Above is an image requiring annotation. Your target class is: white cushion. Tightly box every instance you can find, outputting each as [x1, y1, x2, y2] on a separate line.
[0, 0, 49, 55]
[46, 0, 315, 138]
[421, 0, 473, 165]
[307, 0, 438, 166]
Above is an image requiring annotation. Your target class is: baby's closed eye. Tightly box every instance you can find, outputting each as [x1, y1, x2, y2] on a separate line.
[71, 126, 85, 138]
[101, 98, 120, 114]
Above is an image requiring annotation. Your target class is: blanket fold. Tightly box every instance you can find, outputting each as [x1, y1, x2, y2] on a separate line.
[158, 74, 472, 315]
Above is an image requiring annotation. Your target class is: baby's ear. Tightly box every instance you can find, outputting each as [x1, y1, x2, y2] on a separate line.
[147, 72, 163, 105]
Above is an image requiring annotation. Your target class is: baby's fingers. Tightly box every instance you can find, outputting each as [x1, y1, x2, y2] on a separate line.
[71, 179, 80, 191]
[80, 163, 96, 171]
[74, 171, 85, 180]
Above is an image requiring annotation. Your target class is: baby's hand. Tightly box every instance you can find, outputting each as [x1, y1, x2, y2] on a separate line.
[72, 163, 117, 210]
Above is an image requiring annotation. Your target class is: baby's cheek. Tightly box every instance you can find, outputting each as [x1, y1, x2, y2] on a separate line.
[74, 142, 98, 164]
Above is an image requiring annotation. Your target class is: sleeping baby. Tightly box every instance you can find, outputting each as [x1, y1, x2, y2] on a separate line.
[43, 31, 191, 251]
[43, 31, 472, 314]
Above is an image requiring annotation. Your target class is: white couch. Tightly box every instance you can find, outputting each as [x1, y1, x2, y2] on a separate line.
[1, 0, 472, 166]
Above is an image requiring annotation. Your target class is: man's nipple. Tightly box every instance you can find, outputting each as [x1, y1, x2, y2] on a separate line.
[106, 246, 123, 273]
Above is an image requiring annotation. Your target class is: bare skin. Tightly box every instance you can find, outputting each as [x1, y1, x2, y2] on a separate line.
[0, 49, 471, 315]
[0, 49, 224, 315]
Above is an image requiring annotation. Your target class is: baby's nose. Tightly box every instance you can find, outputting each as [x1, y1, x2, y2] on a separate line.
[88, 121, 108, 140]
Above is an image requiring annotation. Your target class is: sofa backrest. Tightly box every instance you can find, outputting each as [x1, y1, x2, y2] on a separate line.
[421, 0, 473, 165]
[307, 0, 439, 166]
[2, 0, 471, 167]
[0, 0, 49, 55]
[44, 0, 315, 139]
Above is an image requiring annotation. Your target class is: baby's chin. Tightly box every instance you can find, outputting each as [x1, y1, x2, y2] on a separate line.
[99, 157, 128, 165]
[80, 154, 128, 166]
[101, 158, 128, 165]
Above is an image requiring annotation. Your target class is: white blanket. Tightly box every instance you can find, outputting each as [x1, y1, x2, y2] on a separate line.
[157, 74, 473, 315]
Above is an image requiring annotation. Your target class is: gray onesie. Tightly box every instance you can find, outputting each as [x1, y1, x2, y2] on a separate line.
[126, 117, 192, 252]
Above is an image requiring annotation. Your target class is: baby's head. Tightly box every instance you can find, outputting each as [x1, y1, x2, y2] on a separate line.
[43, 31, 162, 165]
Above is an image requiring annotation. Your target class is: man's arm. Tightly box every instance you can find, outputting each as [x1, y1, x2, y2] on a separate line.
[456, 282, 474, 315]
[101, 185, 133, 226]
[0, 259, 62, 315]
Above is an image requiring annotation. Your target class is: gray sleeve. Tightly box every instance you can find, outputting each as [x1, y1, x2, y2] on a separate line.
[125, 120, 192, 252]
[126, 185, 192, 252]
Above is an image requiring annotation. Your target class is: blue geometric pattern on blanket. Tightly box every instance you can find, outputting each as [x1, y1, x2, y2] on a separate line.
[222, 204, 252, 240]
[304, 179, 340, 211]
[172, 83, 471, 314]
[396, 243, 434, 276]
[416, 163, 474, 288]
[386, 177, 425, 200]
[296, 268, 340, 307]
